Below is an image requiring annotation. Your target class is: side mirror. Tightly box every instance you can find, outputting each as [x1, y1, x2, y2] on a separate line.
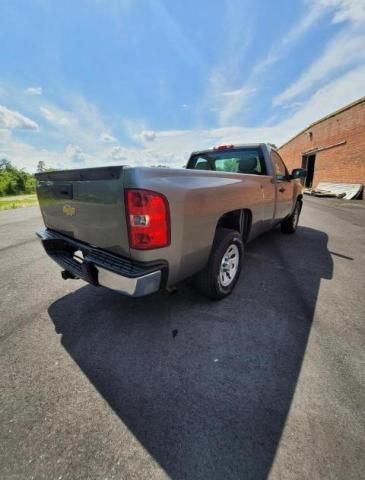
[291, 168, 307, 179]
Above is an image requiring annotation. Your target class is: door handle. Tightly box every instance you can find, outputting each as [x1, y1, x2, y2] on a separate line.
[279, 187, 285, 193]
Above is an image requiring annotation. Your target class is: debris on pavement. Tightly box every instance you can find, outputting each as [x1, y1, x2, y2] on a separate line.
[304, 182, 363, 200]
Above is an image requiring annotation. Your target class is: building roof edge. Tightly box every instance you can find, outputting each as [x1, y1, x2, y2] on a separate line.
[278, 96, 365, 150]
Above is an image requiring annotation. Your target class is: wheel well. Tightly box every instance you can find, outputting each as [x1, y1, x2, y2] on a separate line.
[216, 209, 252, 242]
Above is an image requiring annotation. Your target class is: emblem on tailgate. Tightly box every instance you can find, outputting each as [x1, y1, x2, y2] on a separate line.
[62, 204, 76, 216]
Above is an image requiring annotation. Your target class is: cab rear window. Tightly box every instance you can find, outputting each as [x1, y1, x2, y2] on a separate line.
[188, 148, 266, 175]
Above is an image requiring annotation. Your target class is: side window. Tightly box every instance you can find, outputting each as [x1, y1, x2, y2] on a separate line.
[193, 157, 211, 170]
[271, 151, 288, 180]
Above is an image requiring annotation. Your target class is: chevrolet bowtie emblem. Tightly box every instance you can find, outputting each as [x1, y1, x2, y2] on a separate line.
[63, 204, 76, 216]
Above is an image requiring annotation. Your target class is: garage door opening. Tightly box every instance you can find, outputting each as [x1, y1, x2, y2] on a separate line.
[302, 154, 316, 188]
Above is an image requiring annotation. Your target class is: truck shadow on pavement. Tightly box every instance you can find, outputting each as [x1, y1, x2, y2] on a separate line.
[48, 226, 333, 480]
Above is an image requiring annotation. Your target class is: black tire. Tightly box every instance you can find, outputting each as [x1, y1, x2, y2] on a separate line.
[195, 228, 244, 300]
[281, 200, 302, 234]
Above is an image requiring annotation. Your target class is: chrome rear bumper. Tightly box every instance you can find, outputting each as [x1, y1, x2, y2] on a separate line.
[37, 229, 165, 297]
[97, 267, 162, 297]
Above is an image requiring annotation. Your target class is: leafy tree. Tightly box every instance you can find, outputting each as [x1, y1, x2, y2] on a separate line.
[0, 159, 37, 196]
[0, 159, 13, 170]
[37, 160, 46, 173]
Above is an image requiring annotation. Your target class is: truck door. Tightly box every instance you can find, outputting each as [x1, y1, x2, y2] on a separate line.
[271, 151, 294, 220]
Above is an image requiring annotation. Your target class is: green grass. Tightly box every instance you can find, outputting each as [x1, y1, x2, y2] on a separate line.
[0, 194, 38, 210]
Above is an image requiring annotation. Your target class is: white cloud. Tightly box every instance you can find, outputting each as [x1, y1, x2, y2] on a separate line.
[274, 30, 365, 106]
[316, 0, 365, 24]
[24, 86, 43, 96]
[141, 130, 156, 142]
[110, 146, 128, 161]
[253, 4, 326, 77]
[278, 64, 365, 137]
[37, 97, 113, 154]
[198, 0, 254, 126]
[117, 66, 365, 163]
[108, 144, 176, 166]
[39, 105, 74, 126]
[2, 62, 364, 173]
[121, 119, 157, 144]
[218, 87, 257, 126]
[0, 139, 63, 172]
[122, 118, 147, 139]
[208, 2, 327, 126]
[0, 105, 39, 131]
[222, 87, 257, 98]
[0, 129, 11, 143]
[39, 96, 115, 155]
[214, 0, 365, 124]
[273, 0, 365, 108]
[100, 132, 117, 143]
[281, 101, 305, 110]
[70, 95, 107, 134]
[65, 144, 87, 164]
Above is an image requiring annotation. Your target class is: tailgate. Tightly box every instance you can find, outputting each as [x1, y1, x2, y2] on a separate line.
[35, 166, 130, 257]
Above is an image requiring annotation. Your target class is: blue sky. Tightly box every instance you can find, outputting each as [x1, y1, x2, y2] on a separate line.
[0, 0, 364, 171]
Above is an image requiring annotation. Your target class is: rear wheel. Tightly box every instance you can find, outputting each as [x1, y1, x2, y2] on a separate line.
[195, 228, 244, 300]
[281, 200, 302, 234]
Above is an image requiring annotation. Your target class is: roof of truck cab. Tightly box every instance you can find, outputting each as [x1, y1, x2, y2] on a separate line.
[189, 143, 274, 156]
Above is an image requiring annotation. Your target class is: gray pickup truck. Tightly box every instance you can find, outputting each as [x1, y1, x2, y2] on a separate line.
[36, 143, 305, 299]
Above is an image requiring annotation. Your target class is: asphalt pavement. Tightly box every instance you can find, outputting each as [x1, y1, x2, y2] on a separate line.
[0, 197, 364, 480]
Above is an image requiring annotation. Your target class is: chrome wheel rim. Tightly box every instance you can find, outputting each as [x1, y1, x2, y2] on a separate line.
[219, 244, 239, 287]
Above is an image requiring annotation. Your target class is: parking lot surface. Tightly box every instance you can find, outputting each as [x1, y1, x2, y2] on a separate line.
[1, 197, 364, 480]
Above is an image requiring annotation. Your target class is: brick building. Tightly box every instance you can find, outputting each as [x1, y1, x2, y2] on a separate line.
[278, 97, 365, 190]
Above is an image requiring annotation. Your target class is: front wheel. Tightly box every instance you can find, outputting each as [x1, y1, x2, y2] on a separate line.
[195, 228, 244, 300]
[281, 200, 302, 234]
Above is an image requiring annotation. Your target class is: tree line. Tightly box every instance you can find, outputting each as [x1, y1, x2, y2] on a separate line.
[0, 159, 36, 196]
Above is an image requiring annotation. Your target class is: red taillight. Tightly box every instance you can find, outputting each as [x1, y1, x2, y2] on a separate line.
[125, 189, 170, 250]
